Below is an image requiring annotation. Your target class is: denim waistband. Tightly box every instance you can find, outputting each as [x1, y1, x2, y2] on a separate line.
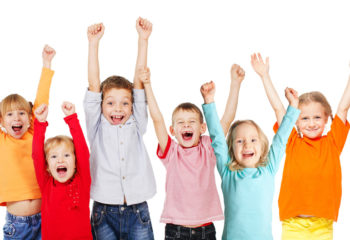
[6, 211, 41, 225]
[93, 201, 148, 214]
[166, 223, 215, 238]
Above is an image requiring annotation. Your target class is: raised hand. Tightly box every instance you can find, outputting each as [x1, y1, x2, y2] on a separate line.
[285, 87, 299, 108]
[231, 64, 245, 84]
[136, 17, 152, 41]
[137, 67, 151, 84]
[200, 81, 216, 104]
[87, 23, 105, 43]
[251, 53, 269, 77]
[42, 45, 56, 69]
[34, 104, 48, 122]
[61, 102, 76, 116]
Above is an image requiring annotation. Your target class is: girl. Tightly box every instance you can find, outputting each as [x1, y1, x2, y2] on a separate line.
[0, 45, 55, 240]
[251, 53, 350, 239]
[201, 80, 300, 240]
[32, 102, 92, 240]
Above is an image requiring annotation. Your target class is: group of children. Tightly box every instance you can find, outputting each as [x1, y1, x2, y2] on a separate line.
[0, 17, 349, 240]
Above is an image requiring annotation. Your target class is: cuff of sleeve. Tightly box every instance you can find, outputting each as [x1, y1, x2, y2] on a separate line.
[202, 102, 216, 114]
[133, 89, 146, 102]
[286, 105, 301, 122]
[42, 67, 55, 77]
[34, 118, 48, 127]
[157, 135, 172, 159]
[64, 113, 78, 123]
[84, 89, 102, 102]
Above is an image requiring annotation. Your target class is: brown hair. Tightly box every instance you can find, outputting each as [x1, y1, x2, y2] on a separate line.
[172, 102, 204, 124]
[298, 91, 333, 120]
[226, 120, 269, 171]
[44, 135, 75, 160]
[0, 94, 32, 117]
[100, 76, 134, 102]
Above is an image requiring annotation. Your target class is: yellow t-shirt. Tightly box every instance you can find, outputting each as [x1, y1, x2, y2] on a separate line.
[0, 68, 54, 206]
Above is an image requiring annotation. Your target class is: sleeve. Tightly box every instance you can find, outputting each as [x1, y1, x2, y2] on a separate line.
[202, 102, 230, 177]
[32, 119, 50, 189]
[29, 68, 54, 133]
[266, 106, 300, 174]
[83, 90, 102, 143]
[132, 89, 148, 135]
[64, 114, 91, 185]
[328, 114, 350, 155]
[156, 135, 173, 167]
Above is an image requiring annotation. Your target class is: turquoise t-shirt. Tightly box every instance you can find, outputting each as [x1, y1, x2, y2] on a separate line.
[202, 103, 300, 240]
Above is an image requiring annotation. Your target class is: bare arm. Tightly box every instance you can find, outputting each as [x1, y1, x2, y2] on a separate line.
[220, 64, 245, 135]
[251, 53, 286, 125]
[138, 67, 169, 152]
[134, 17, 152, 89]
[87, 23, 104, 92]
[336, 74, 350, 123]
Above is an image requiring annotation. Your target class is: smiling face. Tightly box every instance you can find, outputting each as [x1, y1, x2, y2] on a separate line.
[170, 109, 206, 148]
[46, 142, 76, 183]
[232, 122, 263, 168]
[1, 109, 31, 139]
[102, 88, 133, 125]
[297, 101, 329, 139]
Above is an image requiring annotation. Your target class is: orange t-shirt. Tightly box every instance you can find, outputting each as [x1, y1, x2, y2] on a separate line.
[274, 115, 349, 221]
[0, 68, 54, 206]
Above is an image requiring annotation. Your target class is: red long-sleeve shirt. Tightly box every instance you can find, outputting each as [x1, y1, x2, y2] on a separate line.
[32, 114, 92, 240]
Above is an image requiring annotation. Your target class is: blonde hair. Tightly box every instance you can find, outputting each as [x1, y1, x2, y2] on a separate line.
[226, 120, 269, 171]
[298, 91, 333, 120]
[0, 94, 32, 117]
[44, 135, 75, 160]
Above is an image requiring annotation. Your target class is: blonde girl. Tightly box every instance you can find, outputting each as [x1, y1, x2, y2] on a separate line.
[251, 53, 350, 239]
[201, 78, 300, 240]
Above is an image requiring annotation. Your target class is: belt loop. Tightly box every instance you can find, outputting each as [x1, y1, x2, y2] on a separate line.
[132, 203, 137, 214]
[176, 225, 181, 238]
[202, 226, 205, 239]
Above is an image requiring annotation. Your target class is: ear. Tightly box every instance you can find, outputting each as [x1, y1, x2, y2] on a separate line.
[169, 125, 175, 136]
[200, 122, 207, 134]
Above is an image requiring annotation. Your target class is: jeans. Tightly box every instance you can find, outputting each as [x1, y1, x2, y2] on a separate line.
[165, 223, 216, 240]
[3, 211, 41, 240]
[91, 201, 154, 240]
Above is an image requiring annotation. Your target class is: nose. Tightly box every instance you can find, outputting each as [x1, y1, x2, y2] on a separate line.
[309, 119, 316, 127]
[57, 157, 64, 163]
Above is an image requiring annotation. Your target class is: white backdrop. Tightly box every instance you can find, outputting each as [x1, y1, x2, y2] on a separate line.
[1, 0, 350, 239]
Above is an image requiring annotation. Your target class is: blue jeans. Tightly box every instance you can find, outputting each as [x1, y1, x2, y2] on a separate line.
[3, 211, 41, 240]
[165, 223, 216, 240]
[91, 201, 154, 240]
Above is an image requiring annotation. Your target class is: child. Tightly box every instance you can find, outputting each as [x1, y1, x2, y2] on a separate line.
[201, 76, 300, 239]
[0, 45, 55, 240]
[139, 64, 245, 239]
[85, 18, 156, 239]
[251, 53, 350, 239]
[32, 102, 92, 240]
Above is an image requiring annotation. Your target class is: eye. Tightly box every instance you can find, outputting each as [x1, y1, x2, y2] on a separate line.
[178, 121, 184, 124]
[190, 120, 196, 124]
[19, 111, 26, 116]
[123, 102, 129, 106]
[252, 138, 257, 143]
[301, 117, 308, 120]
[6, 112, 12, 117]
[236, 139, 243, 144]
[64, 153, 70, 157]
[315, 116, 321, 119]
[107, 102, 113, 105]
[50, 155, 57, 159]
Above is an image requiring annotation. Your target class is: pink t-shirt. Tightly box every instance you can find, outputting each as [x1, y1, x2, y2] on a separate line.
[157, 135, 224, 225]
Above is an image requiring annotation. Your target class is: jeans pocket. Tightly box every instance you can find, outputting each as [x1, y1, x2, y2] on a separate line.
[91, 205, 104, 227]
[136, 203, 151, 225]
[3, 223, 15, 237]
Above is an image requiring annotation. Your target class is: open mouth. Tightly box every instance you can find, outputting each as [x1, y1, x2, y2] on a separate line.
[56, 166, 67, 177]
[111, 115, 124, 124]
[12, 125, 23, 134]
[242, 152, 254, 158]
[182, 131, 193, 141]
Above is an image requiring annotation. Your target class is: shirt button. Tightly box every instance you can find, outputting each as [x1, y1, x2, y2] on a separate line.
[121, 207, 125, 211]
[191, 230, 195, 234]
[119, 126, 122, 128]
[120, 142, 123, 145]
[121, 158, 124, 161]
[123, 176, 125, 180]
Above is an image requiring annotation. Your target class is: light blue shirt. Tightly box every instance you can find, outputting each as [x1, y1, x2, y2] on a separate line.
[203, 103, 300, 240]
[84, 89, 156, 205]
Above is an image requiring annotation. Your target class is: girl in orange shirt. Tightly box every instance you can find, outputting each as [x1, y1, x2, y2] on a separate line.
[0, 45, 55, 240]
[251, 53, 350, 240]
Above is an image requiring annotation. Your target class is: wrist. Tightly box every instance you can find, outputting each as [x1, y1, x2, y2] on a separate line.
[204, 97, 214, 104]
[138, 38, 149, 44]
[43, 61, 51, 69]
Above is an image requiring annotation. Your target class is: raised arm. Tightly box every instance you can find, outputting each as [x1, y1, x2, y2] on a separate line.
[138, 67, 168, 152]
[87, 23, 105, 92]
[62, 102, 91, 182]
[32, 104, 50, 187]
[251, 53, 286, 125]
[134, 17, 152, 89]
[336, 74, 350, 123]
[220, 64, 245, 135]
